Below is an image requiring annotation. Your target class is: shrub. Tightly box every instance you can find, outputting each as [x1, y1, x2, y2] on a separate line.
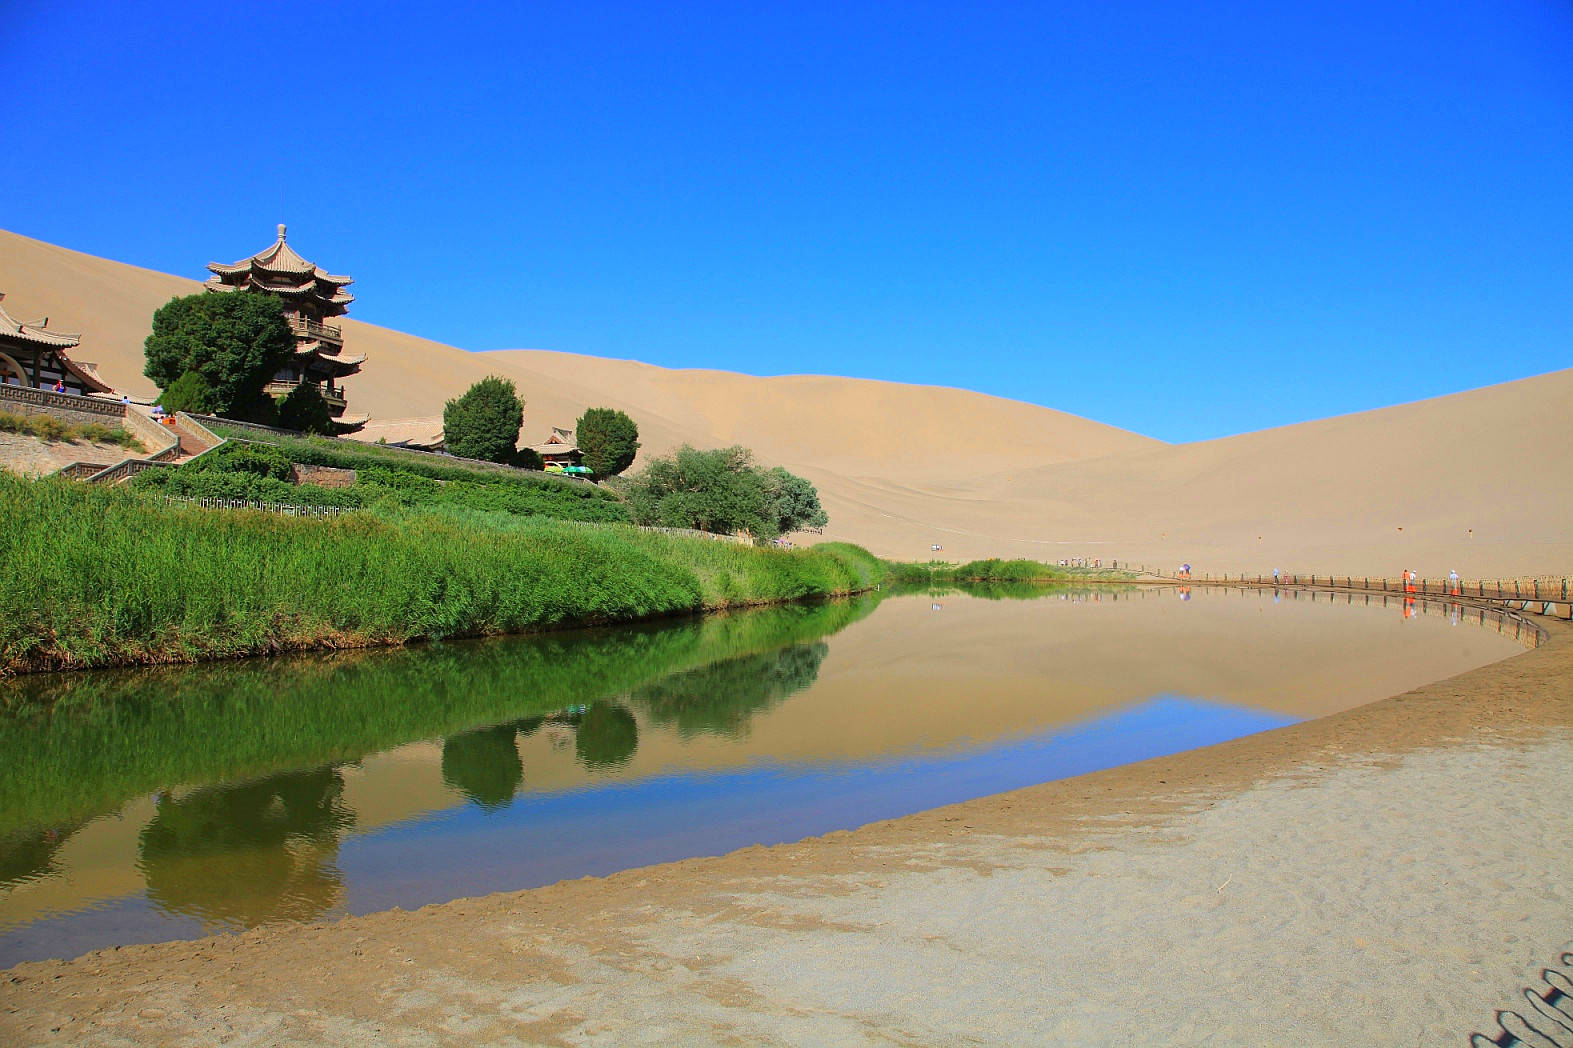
[626, 445, 773, 538]
[763, 466, 828, 534]
[575, 407, 640, 477]
[25, 415, 69, 443]
[156, 370, 220, 415]
[443, 376, 523, 464]
[275, 382, 335, 435]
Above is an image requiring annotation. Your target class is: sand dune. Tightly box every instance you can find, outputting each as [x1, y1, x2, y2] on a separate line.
[2, 228, 1568, 575]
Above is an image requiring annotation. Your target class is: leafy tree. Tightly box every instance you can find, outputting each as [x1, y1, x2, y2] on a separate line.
[275, 381, 335, 435]
[626, 445, 773, 538]
[574, 407, 640, 477]
[144, 291, 293, 418]
[764, 466, 828, 534]
[442, 376, 523, 463]
[155, 370, 220, 414]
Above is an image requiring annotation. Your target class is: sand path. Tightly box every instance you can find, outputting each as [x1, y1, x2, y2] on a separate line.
[3, 622, 1570, 1047]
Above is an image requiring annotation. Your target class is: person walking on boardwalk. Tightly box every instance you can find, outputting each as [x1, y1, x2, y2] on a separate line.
[1449, 569, 1460, 596]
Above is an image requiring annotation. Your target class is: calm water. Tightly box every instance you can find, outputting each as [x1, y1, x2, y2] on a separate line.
[0, 585, 1534, 966]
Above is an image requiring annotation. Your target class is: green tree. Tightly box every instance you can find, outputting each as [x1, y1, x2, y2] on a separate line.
[442, 376, 524, 463]
[275, 381, 335, 435]
[155, 370, 220, 414]
[574, 407, 640, 477]
[625, 445, 774, 538]
[144, 291, 293, 419]
[764, 466, 828, 534]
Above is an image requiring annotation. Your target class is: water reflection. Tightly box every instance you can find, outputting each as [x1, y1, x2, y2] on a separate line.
[634, 642, 828, 738]
[0, 585, 1535, 965]
[139, 767, 352, 928]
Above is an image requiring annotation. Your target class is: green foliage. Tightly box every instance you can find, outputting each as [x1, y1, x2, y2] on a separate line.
[132, 429, 630, 522]
[625, 445, 775, 538]
[443, 376, 523, 463]
[185, 442, 295, 481]
[575, 407, 640, 477]
[143, 292, 293, 417]
[156, 370, 219, 414]
[275, 382, 335, 435]
[764, 466, 828, 534]
[509, 446, 544, 471]
[0, 473, 885, 676]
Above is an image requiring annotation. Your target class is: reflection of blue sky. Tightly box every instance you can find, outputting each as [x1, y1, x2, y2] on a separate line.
[0, 695, 1295, 967]
[339, 697, 1297, 915]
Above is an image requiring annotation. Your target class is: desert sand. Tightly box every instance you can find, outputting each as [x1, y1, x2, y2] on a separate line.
[0, 617, 1567, 1047]
[3, 228, 1571, 1046]
[3, 227, 1570, 574]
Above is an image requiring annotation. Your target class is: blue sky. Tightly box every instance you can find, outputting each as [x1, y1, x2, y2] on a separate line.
[4, 0, 1570, 442]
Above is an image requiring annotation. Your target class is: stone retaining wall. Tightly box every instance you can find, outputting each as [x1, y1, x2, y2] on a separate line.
[291, 463, 357, 488]
[0, 384, 126, 425]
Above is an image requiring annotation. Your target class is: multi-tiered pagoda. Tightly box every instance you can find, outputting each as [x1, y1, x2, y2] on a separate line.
[206, 225, 368, 432]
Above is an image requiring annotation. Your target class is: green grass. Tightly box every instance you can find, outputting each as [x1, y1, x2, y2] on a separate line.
[886, 557, 1136, 585]
[0, 475, 886, 675]
[128, 436, 629, 523]
[0, 409, 142, 450]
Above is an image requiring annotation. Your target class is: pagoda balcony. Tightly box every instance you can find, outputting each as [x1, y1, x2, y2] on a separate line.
[286, 316, 344, 346]
[265, 379, 347, 409]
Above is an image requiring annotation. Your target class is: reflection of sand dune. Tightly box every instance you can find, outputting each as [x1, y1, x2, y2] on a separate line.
[2, 228, 1568, 575]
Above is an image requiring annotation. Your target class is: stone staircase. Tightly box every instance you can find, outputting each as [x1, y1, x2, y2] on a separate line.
[58, 412, 223, 484]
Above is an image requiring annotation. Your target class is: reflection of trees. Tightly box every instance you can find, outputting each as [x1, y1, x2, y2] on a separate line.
[632, 641, 828, 738]
[0, 822, 84, 888]
[442, 723, 524, 810]
[138, 766, 351, 929]
[575, 702, 638, 768]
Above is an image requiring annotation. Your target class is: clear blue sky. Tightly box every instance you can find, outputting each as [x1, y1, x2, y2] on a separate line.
[5, 0, 1570, 442]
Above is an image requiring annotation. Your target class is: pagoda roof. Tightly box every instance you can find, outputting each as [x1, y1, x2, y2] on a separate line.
[0, 293, 82, 349]
[205, 225, 355, 312]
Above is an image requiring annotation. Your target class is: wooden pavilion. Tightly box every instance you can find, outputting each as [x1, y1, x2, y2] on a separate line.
[206, 226, 368, 432]
[0, 293, 115, 396]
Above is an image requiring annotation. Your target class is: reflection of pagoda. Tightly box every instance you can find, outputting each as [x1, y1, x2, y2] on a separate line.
[206, 225, 368, 432]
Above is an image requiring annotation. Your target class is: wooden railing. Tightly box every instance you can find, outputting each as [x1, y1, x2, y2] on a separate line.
[286, 317, 343, 344]
[263, 380, 347, 408]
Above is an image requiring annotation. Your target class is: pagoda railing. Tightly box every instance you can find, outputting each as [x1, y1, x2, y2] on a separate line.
[286, 317, 343, 345]
[264, 379, 347, 408]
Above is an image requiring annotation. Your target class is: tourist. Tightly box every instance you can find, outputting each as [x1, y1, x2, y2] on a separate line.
[151, 404, 164, 420]
[51, 378, 66, 393]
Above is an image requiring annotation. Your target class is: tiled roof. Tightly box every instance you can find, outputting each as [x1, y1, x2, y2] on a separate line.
[0, 294, 82, 348]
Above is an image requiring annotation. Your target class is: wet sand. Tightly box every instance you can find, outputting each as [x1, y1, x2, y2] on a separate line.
[2, 618, 1569, 1046]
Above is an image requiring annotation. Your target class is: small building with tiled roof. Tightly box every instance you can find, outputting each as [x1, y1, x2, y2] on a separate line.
[0, 292, 115, 397]
[206, 225, 367, 432]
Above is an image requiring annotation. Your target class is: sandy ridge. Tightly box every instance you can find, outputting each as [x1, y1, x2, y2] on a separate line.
[3, 228, 1570, 573]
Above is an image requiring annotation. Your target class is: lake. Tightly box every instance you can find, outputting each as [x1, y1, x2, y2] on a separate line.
[0, 584, 1535, 966]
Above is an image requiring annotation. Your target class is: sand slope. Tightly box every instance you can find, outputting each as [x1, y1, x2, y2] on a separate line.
[3, 228, 1569, 575]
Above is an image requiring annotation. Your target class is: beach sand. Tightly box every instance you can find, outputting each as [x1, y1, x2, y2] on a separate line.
[3, 619, 1568, 1047]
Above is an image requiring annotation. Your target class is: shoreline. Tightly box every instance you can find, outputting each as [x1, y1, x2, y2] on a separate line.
[2, 619, 1568, 1044]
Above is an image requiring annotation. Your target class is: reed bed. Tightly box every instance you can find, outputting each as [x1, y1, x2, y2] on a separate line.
[0, 476, 885, 675]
